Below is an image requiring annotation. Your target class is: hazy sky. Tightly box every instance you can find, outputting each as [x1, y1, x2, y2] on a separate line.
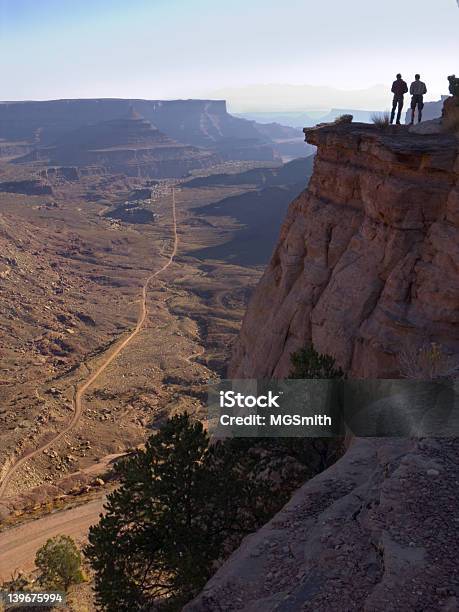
[1, 0, 457, 110]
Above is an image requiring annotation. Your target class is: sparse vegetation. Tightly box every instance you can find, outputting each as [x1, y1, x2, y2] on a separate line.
[85, 414, 278, 611]
[289, 345, 345, 379]
[1, 569, 33, 593]
[398, 341, 459, 379]
[35, 535, 85, 592]
[334, 114, 353, 124]
[371, 111, 391, 128]
[85, 409, 343, 611]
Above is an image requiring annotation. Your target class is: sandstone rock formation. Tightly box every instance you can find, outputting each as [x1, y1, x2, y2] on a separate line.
[0, 99, 279, 161]
[187, 115, 459, 611]
[229, 122, 459, 378]
[443, 96, 459, 135]
[186, 436, 459, 611]
[16, 109, 219, 179]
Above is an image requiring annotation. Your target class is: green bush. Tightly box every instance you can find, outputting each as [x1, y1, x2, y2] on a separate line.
[289, 345, 344, 379]
[35, 535, 85, 592]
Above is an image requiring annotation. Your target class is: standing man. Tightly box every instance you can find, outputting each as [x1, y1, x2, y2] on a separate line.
[390, 73, 408, 125]
[410, 74, 428, 124]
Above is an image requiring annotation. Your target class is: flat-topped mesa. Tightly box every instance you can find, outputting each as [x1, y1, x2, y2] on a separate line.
[15, 111, 220, 179]
[229, 120, 459, 378]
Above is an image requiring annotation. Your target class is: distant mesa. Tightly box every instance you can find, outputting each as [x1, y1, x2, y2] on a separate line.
[15, 110, 220, 179]
[39, 166, 80, 182]
[0, 99, 285, 166]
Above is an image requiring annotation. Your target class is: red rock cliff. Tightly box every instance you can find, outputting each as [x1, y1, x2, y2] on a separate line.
[229, 122, 459, 378]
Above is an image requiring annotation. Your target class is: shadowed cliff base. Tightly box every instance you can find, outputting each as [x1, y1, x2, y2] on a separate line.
[186, 157, 315, 266]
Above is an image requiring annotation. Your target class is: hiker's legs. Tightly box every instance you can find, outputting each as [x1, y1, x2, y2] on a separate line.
[410, 97, 417, 124]
[396, 98, 403, 124]
[418, 99, 424, 123]
[391, 96, 403, 124]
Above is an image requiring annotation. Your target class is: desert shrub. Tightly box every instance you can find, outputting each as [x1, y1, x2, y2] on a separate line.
[1, 569, 33, 592]
[35, 535, 85, 592]
[398, 341, 459, 379]
[334, 114, 353, 124]
[371, 111, 391, 128]
[289, 345, 344, 379]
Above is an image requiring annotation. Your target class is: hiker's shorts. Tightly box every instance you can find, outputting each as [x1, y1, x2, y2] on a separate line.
[411, 95, 424, 110]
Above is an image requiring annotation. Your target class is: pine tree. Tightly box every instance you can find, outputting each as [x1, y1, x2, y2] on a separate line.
[35, 535, 84, 592]
[85, 413, 270, 611]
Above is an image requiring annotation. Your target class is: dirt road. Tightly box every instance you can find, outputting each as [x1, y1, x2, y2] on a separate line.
[0, 189, 178, 499]
[0, 498, 105, 581]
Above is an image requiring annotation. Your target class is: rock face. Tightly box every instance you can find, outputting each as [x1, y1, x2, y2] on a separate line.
[187, 117, 459, 612]
[185, 436, 459, 611]
[229, 122, 459, 378]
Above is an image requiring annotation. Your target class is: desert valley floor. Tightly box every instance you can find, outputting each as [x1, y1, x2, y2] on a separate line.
[0, 160, 291, 580]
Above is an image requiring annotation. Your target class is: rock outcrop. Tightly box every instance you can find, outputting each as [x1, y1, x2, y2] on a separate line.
[186, 436, 459, 611]
[229, 121, 459, 378]
[188, 113, 459, 612]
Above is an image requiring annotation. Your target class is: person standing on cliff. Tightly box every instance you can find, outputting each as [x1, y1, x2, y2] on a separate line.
[390, 74, 408, 124]
[410, 74, 428, 124]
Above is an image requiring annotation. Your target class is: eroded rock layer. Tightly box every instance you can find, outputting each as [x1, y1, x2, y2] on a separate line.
[229, 122, 459, 378]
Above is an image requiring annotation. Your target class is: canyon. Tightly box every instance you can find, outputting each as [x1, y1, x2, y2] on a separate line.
[0, 98, 307, 169]
[1, 93, 458, 610]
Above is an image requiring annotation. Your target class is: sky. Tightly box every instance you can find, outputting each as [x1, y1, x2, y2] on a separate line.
[0, 0, 458, 111]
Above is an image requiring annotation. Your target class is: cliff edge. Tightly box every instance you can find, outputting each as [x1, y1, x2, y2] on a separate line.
[186, 435, 459, 611]
[229, 120, 458, 378]
[185, 112, 459, 611]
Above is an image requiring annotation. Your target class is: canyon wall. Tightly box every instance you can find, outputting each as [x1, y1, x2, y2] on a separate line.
[187, 104, 459, 612]
[0, 99, 279, 161]
[229, 120, 459, 379]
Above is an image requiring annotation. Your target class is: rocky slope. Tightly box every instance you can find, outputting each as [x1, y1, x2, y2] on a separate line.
[229, 118, 459, 378]
[186, 436, 459, 612]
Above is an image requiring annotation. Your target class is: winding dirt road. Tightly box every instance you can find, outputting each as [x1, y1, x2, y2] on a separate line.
[0, 498, 106, 581]
[0, 189, 178, 500]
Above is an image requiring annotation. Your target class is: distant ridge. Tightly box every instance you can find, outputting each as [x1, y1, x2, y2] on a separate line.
[0, 98, 280, 163]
